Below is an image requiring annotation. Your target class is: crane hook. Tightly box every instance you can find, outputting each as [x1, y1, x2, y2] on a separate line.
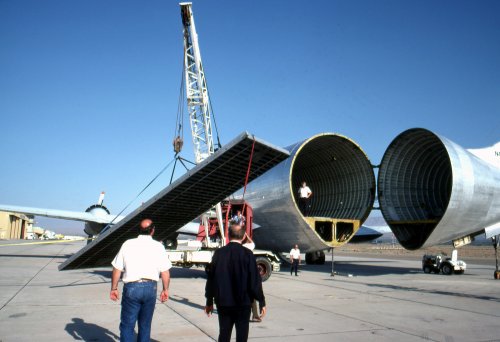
[173, 135, 184, 154]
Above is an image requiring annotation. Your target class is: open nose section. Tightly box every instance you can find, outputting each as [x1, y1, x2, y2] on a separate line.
[377, 128, 452, 250]
[290, 133, 376, 247]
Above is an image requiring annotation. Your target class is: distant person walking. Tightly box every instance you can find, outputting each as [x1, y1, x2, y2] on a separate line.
[205, 223, 266, 342]
[299, 181, 312, 216]
[290, 244, 301, 276]
[110, 219, 172, 342]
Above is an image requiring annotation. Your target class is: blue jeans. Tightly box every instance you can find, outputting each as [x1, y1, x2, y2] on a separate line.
[120, 281, 157, 342]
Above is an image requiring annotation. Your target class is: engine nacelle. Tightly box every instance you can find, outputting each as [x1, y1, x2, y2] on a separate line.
[241, 133, 376, 253]
[378, 128, 500, 249]
[83, 204, 110, 236]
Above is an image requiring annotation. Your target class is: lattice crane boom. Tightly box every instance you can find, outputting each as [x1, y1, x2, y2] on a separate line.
[180, 2, 225, 244]
[180, 2, 215, 164]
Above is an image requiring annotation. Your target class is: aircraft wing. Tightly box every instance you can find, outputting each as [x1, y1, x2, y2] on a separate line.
[349, 226, 384, 243]
[0, 204, 116, 224]
[59, 132, 290, 270]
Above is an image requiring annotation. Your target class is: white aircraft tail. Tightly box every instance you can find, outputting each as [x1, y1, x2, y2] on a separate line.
[467, 142, 500, 169]
[98, 192, 105, 205]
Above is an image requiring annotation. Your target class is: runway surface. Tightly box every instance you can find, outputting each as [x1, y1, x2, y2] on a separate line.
[0, 240, 499, 341]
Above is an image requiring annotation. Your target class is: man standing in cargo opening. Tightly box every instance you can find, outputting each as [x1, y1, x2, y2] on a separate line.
[110, 218, 172, 342]
[290, 244, 301, 276]
[205, 223, 266, 342]
[299, 181, 312, 216]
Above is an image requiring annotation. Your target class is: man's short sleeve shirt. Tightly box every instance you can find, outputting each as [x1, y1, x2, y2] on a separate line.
[112, 235, 172, 283]
[290, 248, 301, 259]
[299, 186, 312, 198]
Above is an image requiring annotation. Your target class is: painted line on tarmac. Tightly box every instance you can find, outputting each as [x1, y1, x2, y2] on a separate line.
[273, 272, 500, 319]
[266, 289, 441, 342]
[163, 301, 216, 341]
[0, 239, 87, 247]
[0, 243, 70, 312]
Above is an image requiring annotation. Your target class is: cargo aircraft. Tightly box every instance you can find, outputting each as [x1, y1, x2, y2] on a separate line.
[1, 130, 499, 270]
[2, 3, 499, 271]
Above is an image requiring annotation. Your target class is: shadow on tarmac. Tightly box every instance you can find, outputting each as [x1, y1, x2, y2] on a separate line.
[65, 318, 161, 342]
[364, 283, 500, 302]
[169, 295, 205, 310]
[90, 270, 112, 278]
[50, 270, 111, 288]
[85, 267, 207, 280]
[65, 318, 119, 341]
[170, 267, 207, 279]
[51, 268, 208, 289]
[281, 261, 421, 276]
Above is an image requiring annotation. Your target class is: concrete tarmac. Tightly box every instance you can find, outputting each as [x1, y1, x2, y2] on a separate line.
[0, 240, 499, 341]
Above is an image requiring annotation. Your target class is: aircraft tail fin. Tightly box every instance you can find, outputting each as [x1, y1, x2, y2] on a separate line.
[98, 192, 105, 205]
[467, 142, 500, 169]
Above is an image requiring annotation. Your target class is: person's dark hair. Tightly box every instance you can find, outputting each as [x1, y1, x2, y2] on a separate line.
[228, 222, 245, 240]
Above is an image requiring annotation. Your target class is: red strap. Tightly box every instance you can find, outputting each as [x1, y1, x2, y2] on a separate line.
[241, 139, 256, 214]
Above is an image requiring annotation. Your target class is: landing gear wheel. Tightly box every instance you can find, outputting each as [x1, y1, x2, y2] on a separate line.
[305, 252, 317, 265]
[306, 251, 325, 265]
[256, 257, 272, 282]
[315, 251, 325, 265]
[441, 264, 453, 275]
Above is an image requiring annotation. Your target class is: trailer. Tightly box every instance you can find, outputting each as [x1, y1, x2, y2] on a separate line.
[164, 200, 280, 281]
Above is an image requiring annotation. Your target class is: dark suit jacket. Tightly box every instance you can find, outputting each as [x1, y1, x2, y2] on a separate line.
[205, 241, 265, 308]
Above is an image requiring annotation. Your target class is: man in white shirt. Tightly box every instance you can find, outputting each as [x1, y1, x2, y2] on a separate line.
[298, 181, 312, 216]
[289, 244, 301, 276]
[110, 219, 172, 342]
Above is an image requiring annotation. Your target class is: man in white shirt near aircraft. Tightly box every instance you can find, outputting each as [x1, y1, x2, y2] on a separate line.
[290, 244, 301, 276]
[299, 181, 312, 216]
[110, 218, 172, 342]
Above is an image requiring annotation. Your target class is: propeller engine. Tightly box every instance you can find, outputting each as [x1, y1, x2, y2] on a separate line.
[83, 192, 110, 236]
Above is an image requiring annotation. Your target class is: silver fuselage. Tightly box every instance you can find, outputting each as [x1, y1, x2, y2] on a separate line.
[234, 133, 376, 253]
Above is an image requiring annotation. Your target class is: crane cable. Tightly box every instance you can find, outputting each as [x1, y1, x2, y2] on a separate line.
[173, 56, 186, 154]
[206, 84, 222, 149]
[100, 157, 177, 235]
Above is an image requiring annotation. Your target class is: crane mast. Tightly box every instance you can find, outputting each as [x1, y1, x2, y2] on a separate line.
[180, 2, 225, 244]
[180, 2, 216, 164]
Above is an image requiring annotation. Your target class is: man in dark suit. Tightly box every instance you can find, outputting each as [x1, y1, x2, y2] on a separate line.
[205, 223, 266, 342]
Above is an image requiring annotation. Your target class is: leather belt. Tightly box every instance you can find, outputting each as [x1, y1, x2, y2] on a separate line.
[131, 278, 156, 283]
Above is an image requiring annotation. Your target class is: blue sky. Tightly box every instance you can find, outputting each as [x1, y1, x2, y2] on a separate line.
[1, 0, 499, 234]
